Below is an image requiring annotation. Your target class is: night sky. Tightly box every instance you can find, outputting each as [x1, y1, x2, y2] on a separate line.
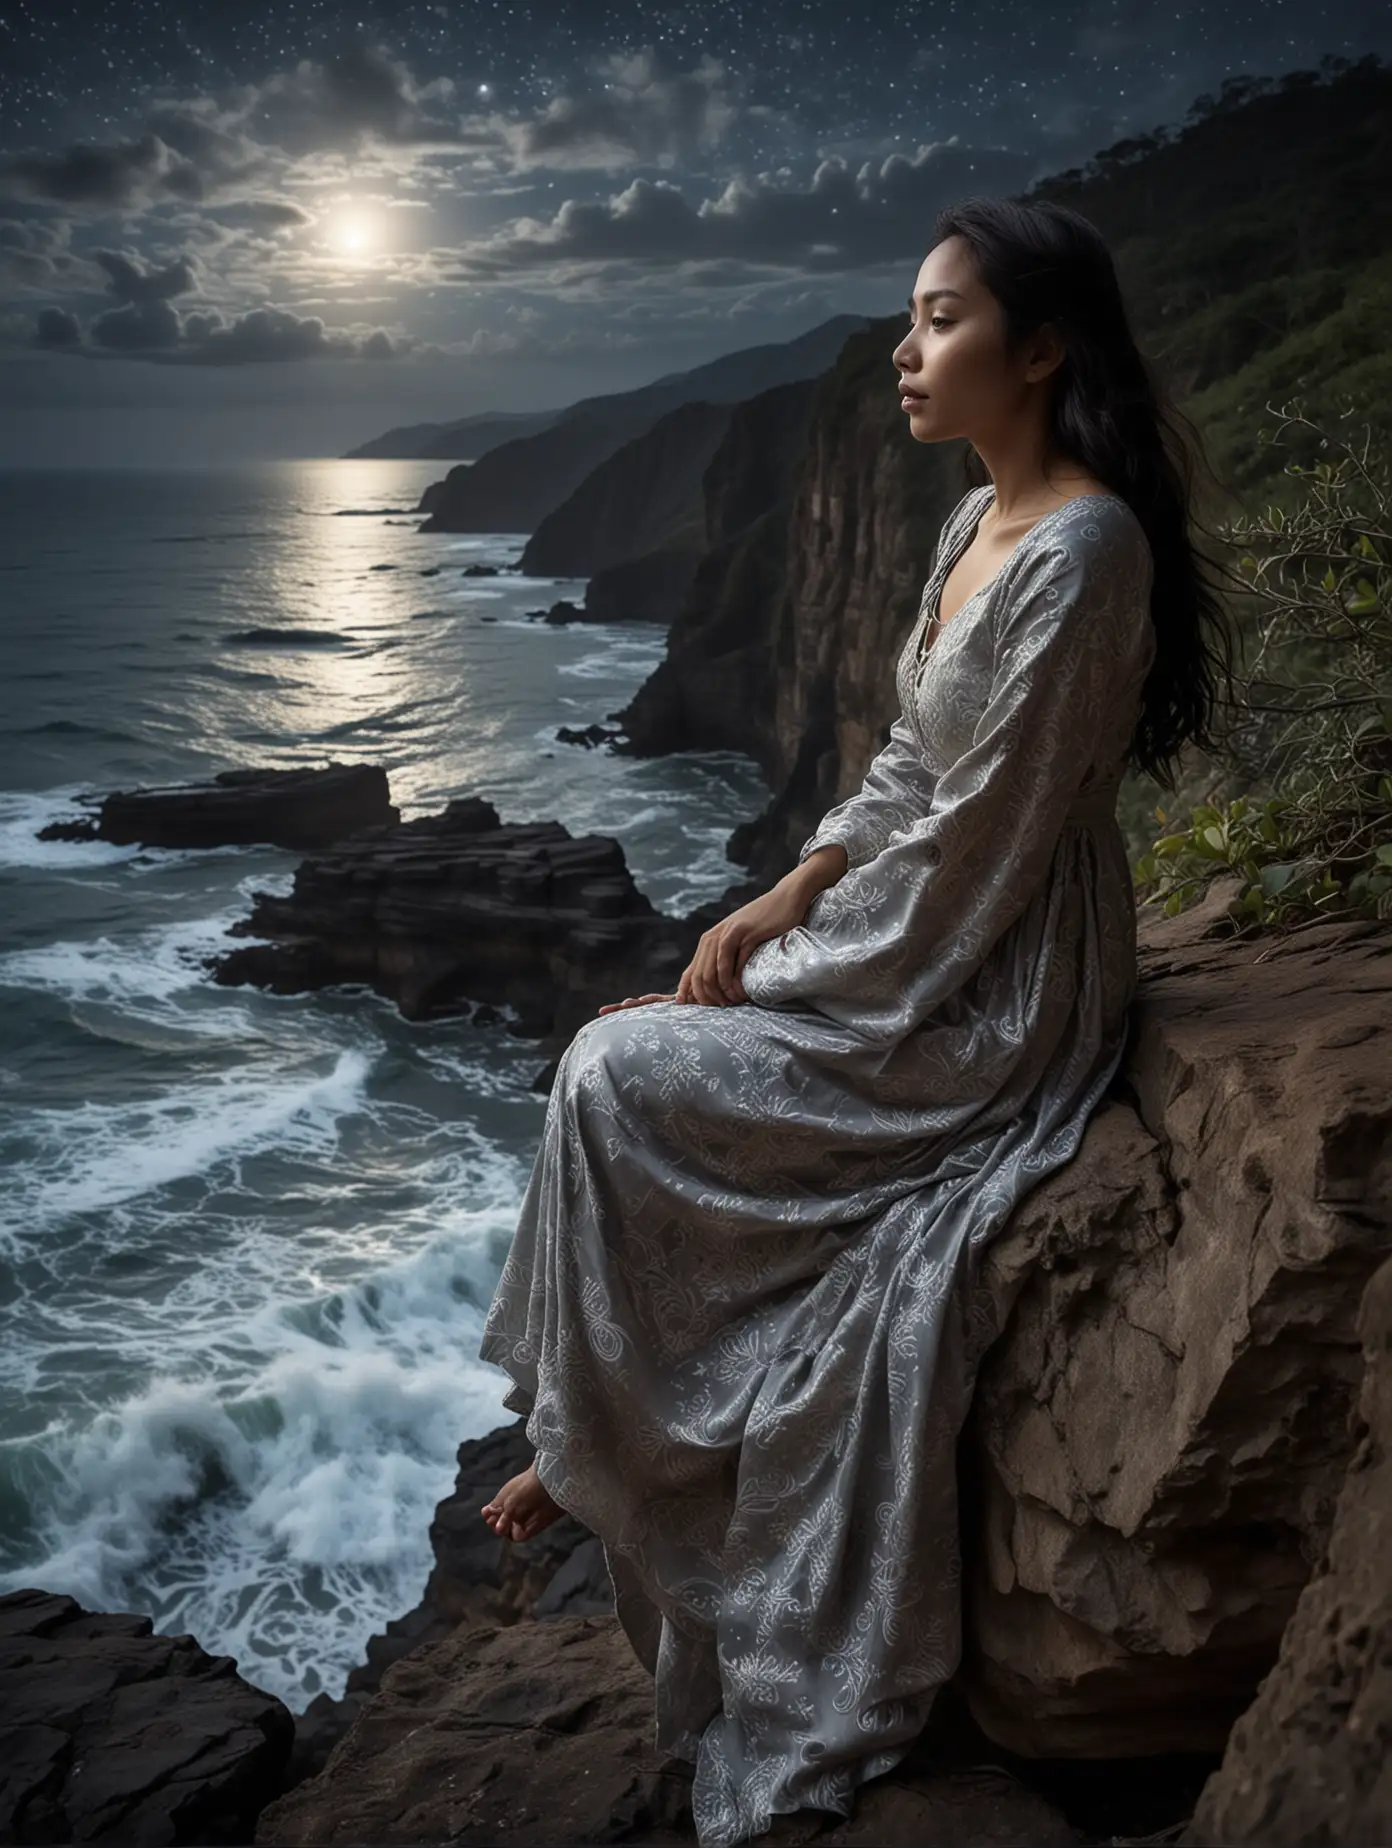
[1, 0, 1385, 464]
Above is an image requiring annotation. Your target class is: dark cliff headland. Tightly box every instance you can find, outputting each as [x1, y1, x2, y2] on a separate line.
[5, 54, 1391, 1848]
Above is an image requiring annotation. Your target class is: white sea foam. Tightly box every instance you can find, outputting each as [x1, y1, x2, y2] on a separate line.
[0, 1048, 374, 1242]
[0, 789, 141, 869]
[0, 1210, 525, 1711]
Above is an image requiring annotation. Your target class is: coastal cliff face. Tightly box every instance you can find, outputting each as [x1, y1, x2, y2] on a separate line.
[743, 315, 965, 873]
[416, 313, 870, 536]
[613, 377, 820, 765]
[518, 400, 733, 580]
[616, 312, 974, 877]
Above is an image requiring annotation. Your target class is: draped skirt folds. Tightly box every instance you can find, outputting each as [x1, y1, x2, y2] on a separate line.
[476, 819, 1137, 1848]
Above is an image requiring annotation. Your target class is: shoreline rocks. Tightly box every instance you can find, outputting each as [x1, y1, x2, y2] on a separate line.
[962, 881, 1392, 1759]
[36, 763, 396, 853]
[203, 792, 746, 1061]
[0, 1588, 295, 1845]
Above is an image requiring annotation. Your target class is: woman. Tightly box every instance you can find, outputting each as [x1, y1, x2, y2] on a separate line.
[477, 196, 1234, 1848]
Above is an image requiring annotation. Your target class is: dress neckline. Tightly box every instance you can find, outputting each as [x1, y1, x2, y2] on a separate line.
[915, 485, 1131, 668]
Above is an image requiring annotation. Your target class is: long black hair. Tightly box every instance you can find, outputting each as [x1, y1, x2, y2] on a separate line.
[929, 195, 1239, 793]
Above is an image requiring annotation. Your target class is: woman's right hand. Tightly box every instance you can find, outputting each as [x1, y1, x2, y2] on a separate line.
[676, 854, 844, 1006]
[596, 847, 847, 1013]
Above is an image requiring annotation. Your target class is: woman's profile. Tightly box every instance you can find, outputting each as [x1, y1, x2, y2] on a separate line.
[477, 195, 1233, 1848]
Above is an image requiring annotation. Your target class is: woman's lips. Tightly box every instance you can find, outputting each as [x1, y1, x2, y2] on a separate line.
[900, 390, 927, 410]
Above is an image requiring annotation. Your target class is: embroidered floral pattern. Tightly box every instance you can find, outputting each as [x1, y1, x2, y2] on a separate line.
[478, 485, 1157, 1847]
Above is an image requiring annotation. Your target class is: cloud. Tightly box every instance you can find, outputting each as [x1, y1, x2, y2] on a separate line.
[251, 41, 480, 148]
[498, 50, 742, 172]
[443, 138, 1033, 283]
[0, 134, 206, 210]
[24, 244, 403, 363]
[206, 198, 316, 231]
[93, 249, 198, 303]
[0, 217, 79, 287]
[33, 306, 81, 348]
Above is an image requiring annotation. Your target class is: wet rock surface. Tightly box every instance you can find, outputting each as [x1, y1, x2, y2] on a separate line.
[0, 1588, 294, 1845]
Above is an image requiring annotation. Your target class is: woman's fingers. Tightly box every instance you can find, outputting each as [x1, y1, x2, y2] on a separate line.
[597, 991, 677, 1014]
[716, 934, 741, 1001]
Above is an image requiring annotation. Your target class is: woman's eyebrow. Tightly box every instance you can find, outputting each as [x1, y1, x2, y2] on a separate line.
[907, 288, 966, 309]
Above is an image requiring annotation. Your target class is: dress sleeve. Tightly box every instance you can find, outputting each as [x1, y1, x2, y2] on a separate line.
[739, 514, 1152, 1042]
[794, 713, 940, 873]
[791, 488, 985, 872]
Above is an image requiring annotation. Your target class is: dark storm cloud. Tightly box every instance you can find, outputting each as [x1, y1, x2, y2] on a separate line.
[33, 305, 81, 348]
[447, 138, 1033, 281]
[0, 133, 205, 209]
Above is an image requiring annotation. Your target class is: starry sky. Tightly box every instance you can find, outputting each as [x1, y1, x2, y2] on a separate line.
[1, 0, 1385, 465]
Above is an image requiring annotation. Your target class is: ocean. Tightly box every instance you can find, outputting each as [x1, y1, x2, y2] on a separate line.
[0, 457, 769, 1708]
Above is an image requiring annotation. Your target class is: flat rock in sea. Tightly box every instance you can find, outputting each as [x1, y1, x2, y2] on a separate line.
[206, 794, 701, 1048]
[36, 762, 397, 852]
[0, 1587, 294, 1844]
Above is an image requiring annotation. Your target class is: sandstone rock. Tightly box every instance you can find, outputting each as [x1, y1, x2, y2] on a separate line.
[960, 884, 1392, 1757]
[0, 1587, 293, 1844]
[1181, 1247, 1392, 1846]
[35, 763, 397, 852]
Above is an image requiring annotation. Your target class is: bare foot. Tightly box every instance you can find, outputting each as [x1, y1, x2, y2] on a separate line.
[480, 1460, 565, 1542]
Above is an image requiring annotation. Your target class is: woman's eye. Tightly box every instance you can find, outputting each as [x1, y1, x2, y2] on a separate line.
[930, 315, 951, 330]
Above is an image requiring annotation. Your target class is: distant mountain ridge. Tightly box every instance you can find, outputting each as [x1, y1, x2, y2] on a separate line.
[413, 315, 870, 534]
[342, 409, 563, 462]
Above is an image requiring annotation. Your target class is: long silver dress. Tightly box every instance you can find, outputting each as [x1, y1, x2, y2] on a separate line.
[477, 483, 1157, 1847]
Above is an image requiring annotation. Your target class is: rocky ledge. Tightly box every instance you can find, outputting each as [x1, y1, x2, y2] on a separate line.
[5, 877, 1386, 1846]
[253, 880, 1392, 1846]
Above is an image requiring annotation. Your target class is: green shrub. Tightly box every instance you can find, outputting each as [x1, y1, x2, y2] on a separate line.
[1134, 400, 1392, 932]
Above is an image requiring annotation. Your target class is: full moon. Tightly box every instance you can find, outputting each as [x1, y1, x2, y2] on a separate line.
[330, 212, 376, 254]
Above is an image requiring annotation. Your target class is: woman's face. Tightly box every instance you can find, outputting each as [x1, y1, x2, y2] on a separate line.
[891, 235, 1021, 445]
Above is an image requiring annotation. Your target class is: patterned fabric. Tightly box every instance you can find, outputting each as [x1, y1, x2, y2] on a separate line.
[478, 484, 1157, 1847]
